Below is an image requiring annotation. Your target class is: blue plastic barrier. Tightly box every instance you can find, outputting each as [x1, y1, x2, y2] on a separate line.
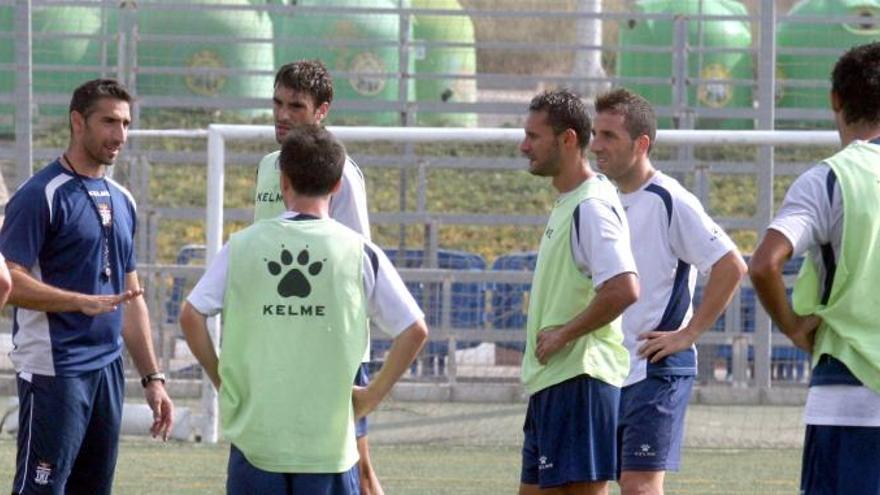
[379, 248, 488, 375]
[165, 244, 207, 324]
[489, 252, 537, 352]
[711, 256, 808, 381]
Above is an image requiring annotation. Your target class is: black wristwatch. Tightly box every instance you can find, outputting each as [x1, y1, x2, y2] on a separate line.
[141, 371, 167, 388]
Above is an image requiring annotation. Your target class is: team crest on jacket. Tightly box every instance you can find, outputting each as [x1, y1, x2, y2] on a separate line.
[34, 461, 53, 486]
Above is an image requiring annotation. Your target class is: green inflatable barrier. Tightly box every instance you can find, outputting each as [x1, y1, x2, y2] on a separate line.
[617, 0, 753, 129]
[412, 0, 477, 127]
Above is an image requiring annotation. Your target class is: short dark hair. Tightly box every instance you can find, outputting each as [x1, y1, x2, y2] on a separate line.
[69, 78, 132, 122]
[831, 42, 880, 126]
[595, 88, 657, 153]
[528, 89, 591, 152]
[279, 124, 346, 197]
[275, 59, 334, 106]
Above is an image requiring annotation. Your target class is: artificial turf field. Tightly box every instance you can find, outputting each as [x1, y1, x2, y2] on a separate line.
[0, 402, 803, 494]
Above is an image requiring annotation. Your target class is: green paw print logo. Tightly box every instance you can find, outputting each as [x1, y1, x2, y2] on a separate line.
[266, 246, 324, 298]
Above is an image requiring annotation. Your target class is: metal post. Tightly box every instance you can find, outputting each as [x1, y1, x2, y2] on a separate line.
[116, 27, 125, 85]
[397, 3, 413, 257]
[116, 3, 139, 155]
[417, 160, 436, 266]
[13, 0, 33, 189]
[754, 0, 777, 394]
[137, 156, 153, 263]
[731, 335, 749, 386]
[572, 0, 606, 98]
[99, 4, 109, 78]
[672, 16, 698, 199]
[117, 1, 135, 85]
[671, 16, 688, 129]
[426, 220, 439, 267]
[146, 203, 158, 272]
[154, 269, 171, 373]
[117, 2, 144, 259]
[442, 277, 456, 384]
[398, 1, 412, 127]
[695, 164, 709, 207]
[692, 4, 709, 201]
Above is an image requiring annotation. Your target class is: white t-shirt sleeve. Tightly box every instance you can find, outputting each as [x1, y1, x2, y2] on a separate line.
[184, 239, 425, 336]
[767, 164, 839, 258]
[570, 198, 638, 288]
[668, 192, 737, 274]
[330, 158, 371, 240]
[363, 241, 424, 338]
[186, 244, 230, 317]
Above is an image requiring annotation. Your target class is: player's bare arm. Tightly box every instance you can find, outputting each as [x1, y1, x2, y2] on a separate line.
[535, 271, 639, 365]
[749, 229, 822, 352]
[178, 301, 222, 389]
[353, 319, 428, 419]
[638, 250, 747, 362]
[5, 260, 141, 315]
[0, 260, 11, 308]
[122, 270, 175, 441]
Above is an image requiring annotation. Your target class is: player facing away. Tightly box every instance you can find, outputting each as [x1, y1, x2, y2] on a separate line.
[0, 79, 174, 495]
[750, 42, 880, 495]
[519, 89, 640, 495]
[590, 88, 747, 495]
[252, 59, 380, 494]
[180, 124, 428, 495]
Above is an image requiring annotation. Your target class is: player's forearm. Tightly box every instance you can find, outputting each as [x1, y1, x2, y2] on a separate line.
[0, 264, 11, 308]
[560, 272, 639, 343]
[179, 302, 221, 388]
[122, 296, 162, 377]
[7, 264, 86, 312]
[686, 251, 747, 337]
[369, 320, 428, 399]
[750, 269, 800, 336]
[749, 250, 800, 336]
[121, 272, 161, 376]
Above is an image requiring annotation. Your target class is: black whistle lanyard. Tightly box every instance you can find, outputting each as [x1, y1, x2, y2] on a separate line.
[62, 153, 114, 280]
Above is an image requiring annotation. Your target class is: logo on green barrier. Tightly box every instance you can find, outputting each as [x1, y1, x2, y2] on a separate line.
[698, 64, 733, 109]
[844, 7, 880, 35]
[186, 50, 226, 97]
[349, 52, 386, 97]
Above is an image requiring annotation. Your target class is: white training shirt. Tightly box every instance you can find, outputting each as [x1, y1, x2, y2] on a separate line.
[566, 190, 639, 290]
[330, 156, 371, 240]
[618, 171, 736, 386]
[768, 161, 880, 427]
[188, 212, 424, 339]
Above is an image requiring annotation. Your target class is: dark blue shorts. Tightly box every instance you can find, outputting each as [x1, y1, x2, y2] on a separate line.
[618, 375, 694, 473]
[227, 444, 360, 495]
[521, 374, 620, 488]
[800, 424, 880, 495]
[13, 358, 125, 495]
[354, 364, 368, 439]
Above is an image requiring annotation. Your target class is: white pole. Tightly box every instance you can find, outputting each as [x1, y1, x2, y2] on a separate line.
[129, 129, 209, 139]
[201, 125, 225, 443]
[656, 129, 838, 147]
